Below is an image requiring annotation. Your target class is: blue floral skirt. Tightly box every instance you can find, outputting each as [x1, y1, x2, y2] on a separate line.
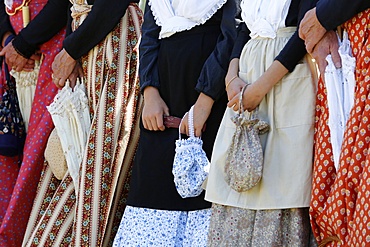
[113, 206, 211, 246]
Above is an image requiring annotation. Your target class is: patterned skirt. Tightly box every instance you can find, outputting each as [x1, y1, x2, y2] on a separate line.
[113, 206, 211, 247]
[207, 204, 317, 247]
[0, 0, 65, 246]
[21, 5, 143, 247]
[310, 9, 370, 247]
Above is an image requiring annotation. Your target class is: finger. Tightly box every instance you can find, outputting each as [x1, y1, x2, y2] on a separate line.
[68, 73, 78, 87]
[194, 127, 202, 137]
[22, 66, 34, 72]
[317, 60, 328, 79]
[305, 41, 315, 54]
[30, 54, 41, 61]
[330, 48, 342, 69]
[143, 118, 150, 130]
[14, 65, 23, 72]
[146, 117, 155, 131]
[156, 115, 165, 131]
[179, 122, 186, 135]
[52, 75, 60, 87]
[149, 117, 159, 131]
[298, 28, 305, 40]
[163, 107, 170, 117]
[23, 62, 35, 71]
[26, 59, 35, 66]
[57, 78, 66, 88]
[78, 66, 84, 78]
[227, 95, 238, 108]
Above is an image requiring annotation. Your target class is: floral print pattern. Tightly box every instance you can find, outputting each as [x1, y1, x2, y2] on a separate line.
[310, 10, 370, 246]
[113, 206, 211, 247]
[208, 204, 317, 247]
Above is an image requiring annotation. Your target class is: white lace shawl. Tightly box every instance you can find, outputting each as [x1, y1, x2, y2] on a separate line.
[149, 0, 227, 39]
[241, 0, 291, 39]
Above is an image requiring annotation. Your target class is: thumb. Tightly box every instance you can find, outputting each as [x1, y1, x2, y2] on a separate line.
[163, 106, 170, 117]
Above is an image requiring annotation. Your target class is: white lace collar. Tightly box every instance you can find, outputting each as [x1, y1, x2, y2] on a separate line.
[241, 0, 291, 39]
[149, 0, 227, 39]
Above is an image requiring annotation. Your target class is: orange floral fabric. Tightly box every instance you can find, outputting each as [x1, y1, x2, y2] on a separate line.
[310, 9, 370, 247]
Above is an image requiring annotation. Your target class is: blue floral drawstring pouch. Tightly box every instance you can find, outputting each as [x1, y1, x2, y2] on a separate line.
[172, 105, 209, 198]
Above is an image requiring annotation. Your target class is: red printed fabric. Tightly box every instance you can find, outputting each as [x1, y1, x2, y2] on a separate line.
[0, 156, 19, 224]
[310, 10, 370, 247]
[0, 0, 65, 245]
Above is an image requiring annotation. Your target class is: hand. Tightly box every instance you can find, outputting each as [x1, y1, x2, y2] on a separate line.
[299, 8, 327, 53]
[226, 76, 246, 102]
[0, 42, 28, 72]
[180, 93, 214, 137]
[311, 30, 341, 78]
[228, 83, 265, 112]
[68, 62, 84, 89]
[22, 53, 42, 72]
[142, 86, 169, 131]
[52, 48, 76, 88]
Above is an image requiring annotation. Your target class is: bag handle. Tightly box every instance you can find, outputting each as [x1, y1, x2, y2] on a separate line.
[178, 105, 196, 139]
[238, 84, 259, 119]
[188, 105, 195, 138]
[238, 84, 248, 114]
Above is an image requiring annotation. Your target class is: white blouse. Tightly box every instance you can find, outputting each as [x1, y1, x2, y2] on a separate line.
[241, 0, 292, 39]
[149, 0, 227, 39]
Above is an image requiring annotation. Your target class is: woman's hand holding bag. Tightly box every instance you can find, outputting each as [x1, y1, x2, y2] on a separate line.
[172, 105, 209, 198]
[224, 84, 269, 192]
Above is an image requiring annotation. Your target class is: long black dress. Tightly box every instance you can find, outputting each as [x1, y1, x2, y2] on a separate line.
[127, 0, 238, 211]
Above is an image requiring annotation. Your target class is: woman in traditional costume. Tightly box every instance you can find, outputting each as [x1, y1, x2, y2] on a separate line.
[0, 0, 67, 245]
[299, 1, 370, 246]
[113, 0, 237, 246]
[205, 0, 318, 246]
[20, 0, 144, 246]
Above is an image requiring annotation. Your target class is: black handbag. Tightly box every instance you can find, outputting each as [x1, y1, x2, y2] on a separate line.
[0, 56, 26, 156]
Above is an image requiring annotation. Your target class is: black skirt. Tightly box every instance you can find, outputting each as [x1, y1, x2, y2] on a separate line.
[127, 23, 228, 211]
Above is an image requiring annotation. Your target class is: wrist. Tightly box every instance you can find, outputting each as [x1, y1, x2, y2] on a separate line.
[226, 75, 238, 89]
[196, 93, 214, 109]
[143, 86, 160, 100]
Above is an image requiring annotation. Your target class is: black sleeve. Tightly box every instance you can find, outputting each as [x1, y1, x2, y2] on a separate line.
[138, 1, 161, 92]
[230, 22, 251, 60]
[0, 1, 14, 44]
[316, 0, 370, 31]
[195, 0, 238, 101]
[275, 0, 318, 72]
[11, 0, 69, 58]
[63, 0, 137, 60]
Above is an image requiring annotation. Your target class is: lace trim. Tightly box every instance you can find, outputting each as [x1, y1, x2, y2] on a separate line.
[47, 79, 90, 193]
[148, 0, 227, 38]
[10, 59, 40, 87]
